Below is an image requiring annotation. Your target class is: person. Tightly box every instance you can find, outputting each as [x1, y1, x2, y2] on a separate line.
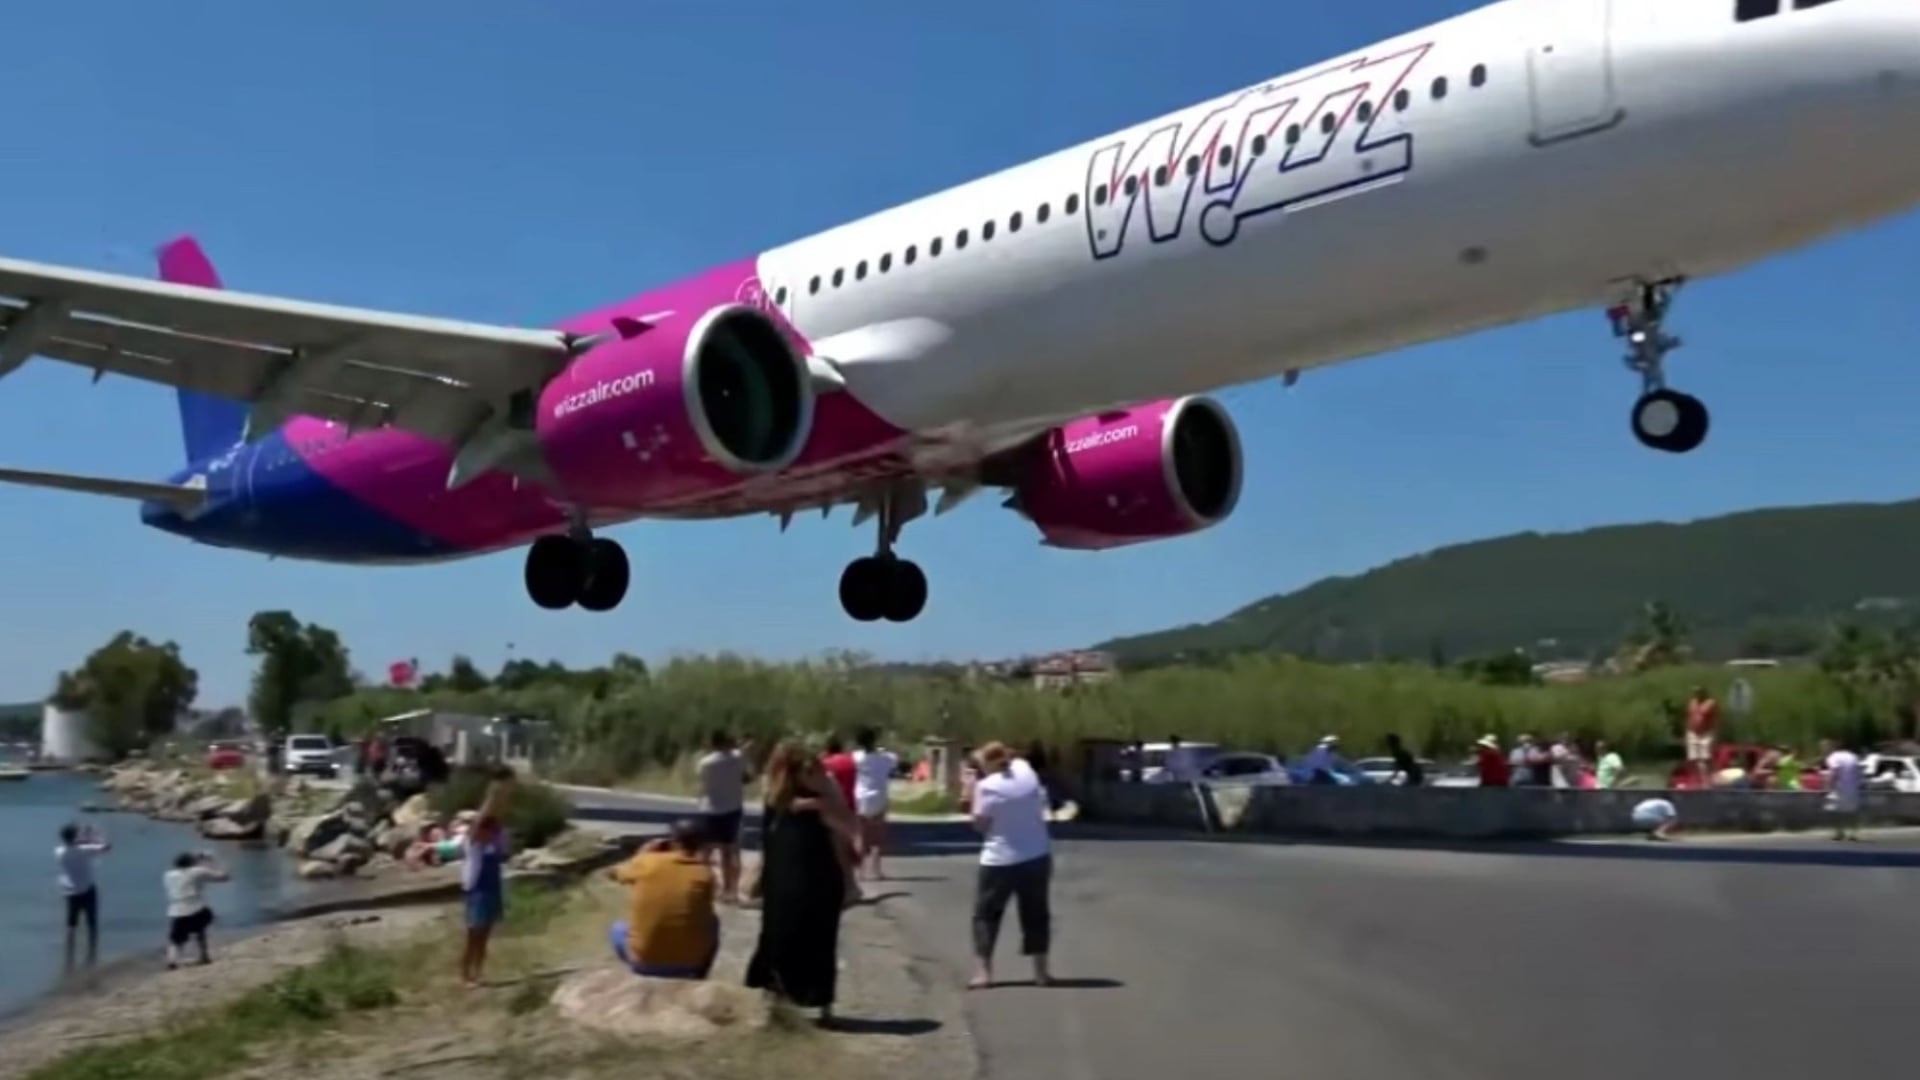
[1821, 737, 1863, 842]
[608, 818, 719, 979]
[1384, 733, 1424, 786]
[1774, 745, 1805, 791]
[746, 743, 860, 1024]
[1631, 797, 1681, 841]
[164, 850, 230, 968]
[820, 737, 858, 810]
[1594, 740, 1625, 789]
[852, 727, 900, 881]
[459, 771, 514, 988]
[968, 742, 1055, 990]
[1298, 735, 1342, 785]
[1507, 734, 1535, 786]
[1163, 735, 1197, 783]
[1549, 733, 1583, 789]
[696, 730, 751, 904]
[56, 823, 109, 971]
[1473, 735, 1510, 787]
[1685, 686, 1719, 789]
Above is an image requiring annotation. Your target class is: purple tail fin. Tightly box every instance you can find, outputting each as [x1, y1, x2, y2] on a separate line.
[157, 236, 248, 462]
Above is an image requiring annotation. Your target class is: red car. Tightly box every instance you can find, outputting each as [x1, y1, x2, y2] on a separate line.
[205, 742, 246, 770]
[1666, 742, 1825, 791]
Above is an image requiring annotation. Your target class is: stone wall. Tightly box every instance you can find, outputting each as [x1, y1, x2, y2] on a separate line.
[1081, 781, 1920, 839]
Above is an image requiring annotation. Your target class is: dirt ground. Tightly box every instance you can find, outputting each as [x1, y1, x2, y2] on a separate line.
[5, 872, 976, 1080]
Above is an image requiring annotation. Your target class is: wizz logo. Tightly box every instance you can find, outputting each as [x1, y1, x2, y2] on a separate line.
[1084, 44, 1430, 260]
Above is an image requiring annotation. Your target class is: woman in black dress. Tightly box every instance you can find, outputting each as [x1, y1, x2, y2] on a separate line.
[745, 742, 859, 1022]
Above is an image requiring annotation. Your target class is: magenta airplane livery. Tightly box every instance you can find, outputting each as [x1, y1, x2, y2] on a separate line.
[0, 0, 1914, 621]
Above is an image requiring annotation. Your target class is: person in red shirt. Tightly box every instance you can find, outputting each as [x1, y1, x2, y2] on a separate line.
[1684, 687, 1719, 788]
[1474, 735, 1511, 787]
[820, 738, 858, 809]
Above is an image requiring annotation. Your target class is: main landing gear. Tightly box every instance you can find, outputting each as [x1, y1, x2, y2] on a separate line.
[524, 522, 630, 612]
[1610, 279, 1709, 454]
[839, 483, 929, 623]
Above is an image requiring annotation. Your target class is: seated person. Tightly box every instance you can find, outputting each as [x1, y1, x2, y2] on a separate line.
[606, 818, 719, 979]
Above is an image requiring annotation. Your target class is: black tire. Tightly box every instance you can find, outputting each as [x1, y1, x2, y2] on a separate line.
[1630, 389, 1709, 454]
[525, 535, 585, 610]
[839, 557, 886, 622]
[578, 539, 630, 613]
[881, 559, 928, 623]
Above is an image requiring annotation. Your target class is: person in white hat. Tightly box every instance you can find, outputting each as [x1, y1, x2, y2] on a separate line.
[1473, 735, 1510, 787]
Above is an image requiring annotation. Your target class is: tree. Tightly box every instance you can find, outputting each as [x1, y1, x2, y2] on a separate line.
[1619, 600, 1692, 673]
[246, 611, 355, 737]
[50, 632, 199, 759]
[1818, 622, 1920, 741]
[420, 654, 489, 694]
[1456, 648, 1538, 687]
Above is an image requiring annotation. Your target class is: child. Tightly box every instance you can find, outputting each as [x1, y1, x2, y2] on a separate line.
[458, 771, 514, 988]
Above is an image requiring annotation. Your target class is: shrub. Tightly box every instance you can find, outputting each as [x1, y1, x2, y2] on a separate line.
[427, 766, 573, 849]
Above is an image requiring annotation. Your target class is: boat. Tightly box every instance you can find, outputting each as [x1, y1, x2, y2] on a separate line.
[0, 767, 30, 782]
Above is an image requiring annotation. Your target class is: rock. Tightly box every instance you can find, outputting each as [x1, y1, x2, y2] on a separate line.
[296, 859, 339, 880]
[372, 825, 416, 857]
[189, 794, 231, 820]
[391, 794, 438, 832]
[551, 967, 771, 1040]
[312, 831, 374, 867]
[287, 812, 352, 856]
[221, 793, 272, 826]
[200, 816, 266, 841]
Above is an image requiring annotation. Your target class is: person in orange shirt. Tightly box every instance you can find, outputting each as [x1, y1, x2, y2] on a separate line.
[1684, 686, 1719, 789]
[607, 819, 720, 979]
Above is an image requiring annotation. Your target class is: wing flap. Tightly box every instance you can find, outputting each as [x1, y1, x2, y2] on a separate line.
[0, 465, 207, 513]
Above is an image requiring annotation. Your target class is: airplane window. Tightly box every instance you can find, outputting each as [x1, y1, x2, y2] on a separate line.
[1066, 193, 1081, 214]
[1793, 0, 1839, 7]
[905, 244, 918, 265]
[1037, 202, 1051, 224]
[1287, 123, 1301, 144]
[1357, 101, 1374, 122]
[856, 260, 868, 280]
[1093, 184, 1108, 206]
[1123, 175, 1139, 196]
[1217, 145, 1233, 167]
[1470, 64, 1488, 87]
[1154, 164, 1169, 186]
[1320, 112, 1336, 134]
[956, 228, 969, 249]
[982, 219, 996, 241]
[1736, 0, 1780, 16]
[809, 276, 821, 295]
[1252, 134, 1268, 155]
[1186, 155, 1200, 176]
[1394, 88, 1411, 111]
[832, 268, 844, 287]
[930, 236, 943, 256]
[1009, 211, 1023, 232]
[775, 286, 788, 304]
[1431, 76, 1449, 99]
[879, 253, 892, 273]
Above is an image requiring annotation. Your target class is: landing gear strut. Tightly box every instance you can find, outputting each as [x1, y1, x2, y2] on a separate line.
[839, 483, 928, 623]
[1610, 279, 1709, 454]
[524, 519, 630, 612]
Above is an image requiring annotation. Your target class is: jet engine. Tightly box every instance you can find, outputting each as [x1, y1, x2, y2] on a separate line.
[1005, 395, 1242, 550]
[535, 304, 815, 507]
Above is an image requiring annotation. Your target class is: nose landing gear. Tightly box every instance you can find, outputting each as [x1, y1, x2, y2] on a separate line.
[1611, 279, 1709, 454]
[524, 520, 630, 612]
[838, 481, 929, 623]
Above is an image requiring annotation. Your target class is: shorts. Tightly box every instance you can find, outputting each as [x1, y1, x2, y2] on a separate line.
[465, 887, 503, 929]
[1684, 732, 1715, 763]
[168, 907, 214, 946]
[65, 887, 97, 930]
[608, 918, 718, 979]
[855, 793, 889, 819]
[1631, 799, 1678, 830]
[704, 810, 742, 846]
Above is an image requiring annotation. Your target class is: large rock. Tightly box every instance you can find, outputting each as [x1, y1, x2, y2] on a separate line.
[391, 794, 438, 833]
[311, 832, 374, 872]
[550, 968, 771, 1040]
[296, 859, 339, 880]
[200, 815, 265, 841]
[287, 812, 352, 856]
[221, 793, 273, 826]
[188, 794, 231, 820]
[372, 825, 416, 857]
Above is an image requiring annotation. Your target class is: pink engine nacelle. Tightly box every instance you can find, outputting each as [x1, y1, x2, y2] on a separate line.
[1008, 395, 1243, 550]
[535, 304, 816, 508]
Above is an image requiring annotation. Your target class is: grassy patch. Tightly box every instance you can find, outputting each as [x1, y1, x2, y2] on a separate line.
[891, 788, 961, 816]
[25, 943, 403, 1080]
[429, 766, 574, 848]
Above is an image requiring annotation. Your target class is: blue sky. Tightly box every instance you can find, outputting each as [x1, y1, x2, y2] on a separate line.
[4, 0, 1920, 706]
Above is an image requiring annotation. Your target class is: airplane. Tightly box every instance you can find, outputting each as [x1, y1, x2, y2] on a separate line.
[0, 0, 1913, 623]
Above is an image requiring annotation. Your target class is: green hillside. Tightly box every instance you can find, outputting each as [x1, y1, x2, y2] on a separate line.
[1098, 498, 1920, 667]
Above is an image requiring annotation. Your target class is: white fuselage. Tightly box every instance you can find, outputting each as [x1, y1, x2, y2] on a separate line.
[751, 0, 1920, 442]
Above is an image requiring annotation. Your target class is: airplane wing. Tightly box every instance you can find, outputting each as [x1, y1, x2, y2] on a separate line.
[0, 253, 584, 445]
[0, 465, 207, 513]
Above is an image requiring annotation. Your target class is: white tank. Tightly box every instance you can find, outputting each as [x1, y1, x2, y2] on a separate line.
[40, 703, 97, 763]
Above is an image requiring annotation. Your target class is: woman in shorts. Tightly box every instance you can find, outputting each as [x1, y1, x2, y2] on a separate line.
[851, 727, 899, 881]
[164, 850, 230, 968]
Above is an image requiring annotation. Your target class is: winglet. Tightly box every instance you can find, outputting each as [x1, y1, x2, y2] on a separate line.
[156, 236, 223, 289]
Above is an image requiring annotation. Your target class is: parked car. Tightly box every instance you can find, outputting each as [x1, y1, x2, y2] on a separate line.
[282, 734, 338, 778]
[1429, 759, 1483, 788]
[1863, 753, 1920, 793]
[1200, 752, 1292, 786]
[1129, 741, 1224, 782]
[205, 741, 246, 770]
[1352, 756, 1435, 785]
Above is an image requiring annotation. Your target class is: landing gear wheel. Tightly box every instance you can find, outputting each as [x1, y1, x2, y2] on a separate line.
[577, 538, 631, 612]
[525, 535, 586, 610]
[1630, 390, 1709, 454]
[839, 556, 888, 622]
[881, 559, 927, 623]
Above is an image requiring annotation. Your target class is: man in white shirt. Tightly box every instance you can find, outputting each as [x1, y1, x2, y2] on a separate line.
[695, 730, 752, 903]
[851, 726, 900, 882]
[55, 823, 109, 971]
[968, 742, 1054, 990]
[1821, 738, 1864, 842]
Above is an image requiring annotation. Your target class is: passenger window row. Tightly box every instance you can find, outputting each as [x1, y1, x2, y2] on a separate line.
[779, 61, 1491, 308]
[1736, 0, 1840, 21]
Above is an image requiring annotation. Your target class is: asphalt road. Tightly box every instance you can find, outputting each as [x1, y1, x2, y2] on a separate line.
[565, 787, 1920, 1080]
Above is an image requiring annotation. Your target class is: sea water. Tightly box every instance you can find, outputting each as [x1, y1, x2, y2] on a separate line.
[0, 771, 295, 1016]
